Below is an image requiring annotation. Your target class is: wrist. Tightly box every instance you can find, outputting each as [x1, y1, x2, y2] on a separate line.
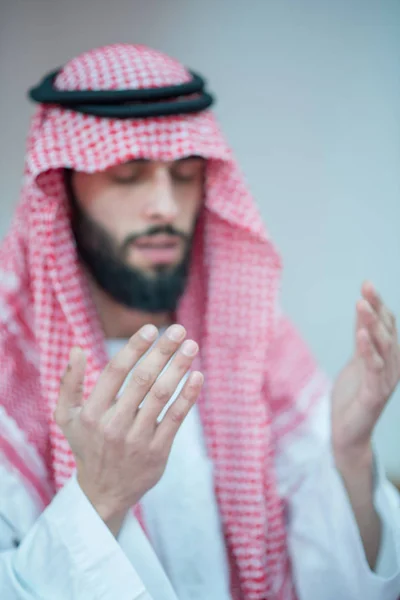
[76, 473, 126, 524]
[81, 492, 127, 537]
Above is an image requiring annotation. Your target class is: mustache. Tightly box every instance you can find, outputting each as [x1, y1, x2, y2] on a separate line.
[121, 225, 190, 254]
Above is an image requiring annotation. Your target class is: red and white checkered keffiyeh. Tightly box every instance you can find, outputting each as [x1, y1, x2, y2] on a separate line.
[0, 44, 328, 599]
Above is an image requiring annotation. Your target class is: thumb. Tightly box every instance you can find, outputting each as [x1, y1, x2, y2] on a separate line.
[54, 347, 87, 427]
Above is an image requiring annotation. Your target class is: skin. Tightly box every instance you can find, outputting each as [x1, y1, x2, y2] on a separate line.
[71, 157, 205, 338]
[332, 282, 400, 567]
[56, 324, 203, 536]
[56, 159, 400, 565]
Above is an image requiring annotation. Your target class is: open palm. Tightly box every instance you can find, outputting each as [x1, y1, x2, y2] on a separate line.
[332, 282, 400, 458]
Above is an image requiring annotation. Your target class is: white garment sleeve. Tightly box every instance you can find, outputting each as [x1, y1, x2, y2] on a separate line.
[0, 464, 152, 600]
[274, 393, 400, 600]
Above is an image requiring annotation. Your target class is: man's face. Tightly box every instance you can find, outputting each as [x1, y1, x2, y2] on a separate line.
[67, 157, 205, 312]
[70, 157, 205, 277]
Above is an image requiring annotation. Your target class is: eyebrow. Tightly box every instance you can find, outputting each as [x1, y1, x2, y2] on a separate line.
[125, 155, 204, 165]
[126, 158, 148, 165]
[177, 155, 204, 162]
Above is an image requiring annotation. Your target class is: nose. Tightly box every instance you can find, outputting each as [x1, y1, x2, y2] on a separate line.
[143, 166, 179, 223]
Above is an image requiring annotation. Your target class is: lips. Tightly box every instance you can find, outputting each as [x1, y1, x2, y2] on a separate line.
[134, 235, 180, 248]
[132, 235, 182, 264]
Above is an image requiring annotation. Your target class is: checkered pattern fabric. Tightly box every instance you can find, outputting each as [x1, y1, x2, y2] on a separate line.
[0, 44, 328, 600]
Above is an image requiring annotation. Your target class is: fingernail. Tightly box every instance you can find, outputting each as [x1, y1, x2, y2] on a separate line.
[167, 325, 186, 342]
[69, 347, 83, 363]
[190, 371, 204, 386]
[140, 325, 158, 341]
[181, 340, 198, 356]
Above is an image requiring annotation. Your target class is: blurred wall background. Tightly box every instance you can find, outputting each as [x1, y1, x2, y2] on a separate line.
[1, 0, 399, 477]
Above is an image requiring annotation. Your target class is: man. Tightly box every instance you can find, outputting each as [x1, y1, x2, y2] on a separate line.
[0, 43, 399, 600]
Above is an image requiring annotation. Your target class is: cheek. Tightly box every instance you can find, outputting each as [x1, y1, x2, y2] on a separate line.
[176, 187, 203, 228]
[92, 194, 129, 225]
[74, 178, 139, 232]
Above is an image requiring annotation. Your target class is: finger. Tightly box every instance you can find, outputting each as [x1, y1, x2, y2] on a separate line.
[356, 299, 372, 334]
[106, 324, 188, 432]
[356, 329, 384, 372]
[134, 339, 199, 431]
[153, 371, 204, 451]
[361, 281, 382, 313]
[55, 347, 86, 426]
[361, 281, 394, 333]
[82, 324, 158, 419]
[356, 300, 392, 358]
[381, 306, 397, 336]
[355, 298, 378, 338]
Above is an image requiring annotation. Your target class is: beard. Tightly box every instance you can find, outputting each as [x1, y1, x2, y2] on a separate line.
[66, 175, 193, 313]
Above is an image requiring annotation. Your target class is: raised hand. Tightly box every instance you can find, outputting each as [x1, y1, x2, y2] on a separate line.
[55, 324, 203, 533]
[332, 281, 400, 464]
